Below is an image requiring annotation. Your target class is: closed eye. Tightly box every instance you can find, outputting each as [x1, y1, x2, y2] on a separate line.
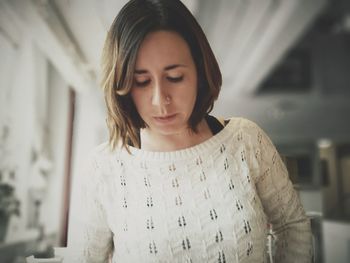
[167, 76, 183, 83]
[134, 79, 150, 87]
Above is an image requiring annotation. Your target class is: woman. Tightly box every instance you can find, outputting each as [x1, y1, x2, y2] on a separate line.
[71, 0, 313, 262]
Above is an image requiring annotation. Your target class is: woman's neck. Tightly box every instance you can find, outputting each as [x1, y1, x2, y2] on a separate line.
[139, 119, 212, 152]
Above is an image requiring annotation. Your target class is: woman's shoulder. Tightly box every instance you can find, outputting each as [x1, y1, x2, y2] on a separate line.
[91, 141, 112, 154]
[92, 140, 131, 155]
[81, 142, 126, 182]
[86, 141, 125, 167]
[225, 117, 276, 152]
[221, 117, 271, 148]
[224, 116, 264, 133]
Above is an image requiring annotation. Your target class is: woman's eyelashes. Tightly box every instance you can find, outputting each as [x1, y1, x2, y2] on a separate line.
[134, 75, 184, 87]
[134, 79, 150, 87]
[167, 75, 183, 83]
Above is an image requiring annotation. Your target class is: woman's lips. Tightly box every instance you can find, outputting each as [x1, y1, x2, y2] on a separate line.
[153, 114, 177, 123]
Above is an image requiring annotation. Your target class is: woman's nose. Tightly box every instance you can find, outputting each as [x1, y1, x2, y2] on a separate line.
[151, 82, 168, 106]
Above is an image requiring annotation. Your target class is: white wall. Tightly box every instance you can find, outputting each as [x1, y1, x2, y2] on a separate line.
[0, 21, 77, 247]
[0, 35, 47, 243]
[67, 83, 106, 246]
[39, 62, 70, 236]
[0, 1, 106, 249]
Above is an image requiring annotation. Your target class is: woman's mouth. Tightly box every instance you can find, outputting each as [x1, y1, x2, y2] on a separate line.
[153, 114, 177, 123]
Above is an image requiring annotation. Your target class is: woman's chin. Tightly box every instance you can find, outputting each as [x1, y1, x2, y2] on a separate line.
[148, 122, 188, 136]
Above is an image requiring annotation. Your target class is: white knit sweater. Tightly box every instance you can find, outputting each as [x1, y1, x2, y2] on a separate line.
[68, 117, 312, 263]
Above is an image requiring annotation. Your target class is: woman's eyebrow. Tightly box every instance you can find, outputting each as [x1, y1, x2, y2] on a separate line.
[134, 64, 187, 74]
[134, 69, 148, 74]
[164, 64, 187, 71]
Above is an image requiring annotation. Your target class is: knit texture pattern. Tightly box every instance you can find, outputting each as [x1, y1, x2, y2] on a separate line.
[68, 117, 312, 262]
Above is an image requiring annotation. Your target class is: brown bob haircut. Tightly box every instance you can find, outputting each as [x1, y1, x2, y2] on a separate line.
[101, 0, 222, 151]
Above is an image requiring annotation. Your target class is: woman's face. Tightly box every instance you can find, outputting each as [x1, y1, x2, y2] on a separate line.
[131, 30, 198, 136]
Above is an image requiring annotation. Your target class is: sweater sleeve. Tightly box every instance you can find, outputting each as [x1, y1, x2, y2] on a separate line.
[248, 120, 313, 262]
[68, 153, 113, 263]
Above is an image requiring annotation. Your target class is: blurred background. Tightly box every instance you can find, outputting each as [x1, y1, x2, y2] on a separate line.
[0, 0, 349, 262]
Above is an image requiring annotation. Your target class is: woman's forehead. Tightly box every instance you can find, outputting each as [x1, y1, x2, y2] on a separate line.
[134, 30, 194, 70]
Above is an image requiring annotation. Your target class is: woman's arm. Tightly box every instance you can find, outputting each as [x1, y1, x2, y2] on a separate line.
[68, 153, 113, 263]
[249, 121, 313, 262]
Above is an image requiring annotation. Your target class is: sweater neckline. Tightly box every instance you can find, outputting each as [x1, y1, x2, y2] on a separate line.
[124, 118, 235, 162]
